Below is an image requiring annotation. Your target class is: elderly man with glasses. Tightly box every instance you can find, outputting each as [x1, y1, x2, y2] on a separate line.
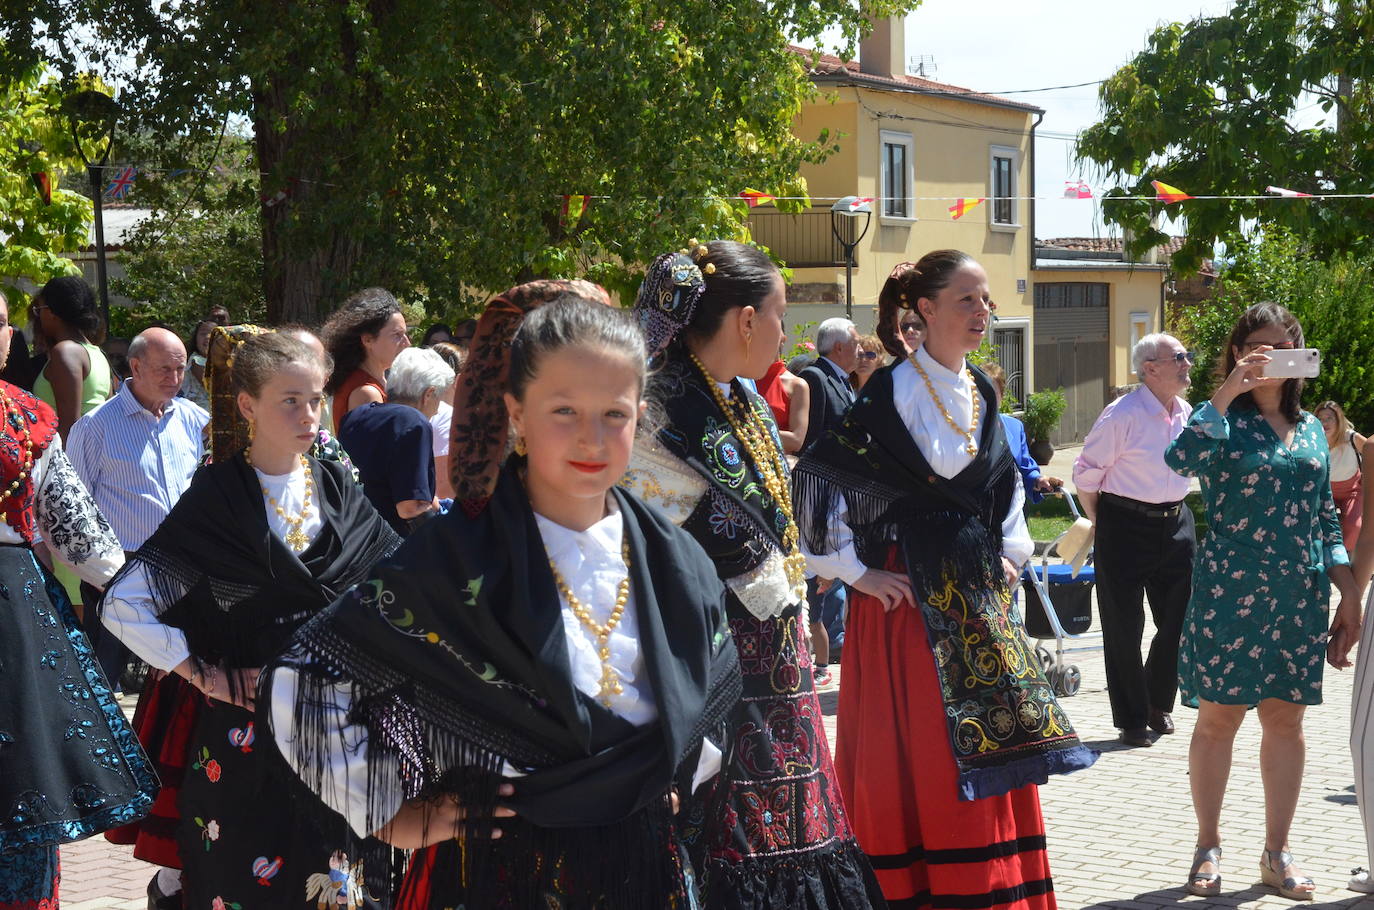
[1073, 332, 1198, 747]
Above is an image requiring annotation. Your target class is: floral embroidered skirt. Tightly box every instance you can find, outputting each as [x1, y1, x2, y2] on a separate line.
[680, 597, 885, 910]
[175, 697, 390, 909]
[0, 847, 57, 910]
[839, 586, 1056, 910]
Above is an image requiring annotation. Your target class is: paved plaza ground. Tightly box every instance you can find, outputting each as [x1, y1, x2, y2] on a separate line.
[53, 449, 1374, 909]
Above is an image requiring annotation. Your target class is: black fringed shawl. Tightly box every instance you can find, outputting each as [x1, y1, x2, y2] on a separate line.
[793, 363, 1096, 800]
[263, 465, 741, 907]
[102, 454, 401, 703]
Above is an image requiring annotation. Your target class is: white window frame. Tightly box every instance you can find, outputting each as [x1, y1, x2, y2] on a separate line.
[1129, 311, 1150, 377]
[988, 145, 1021, 231]
[991, 316, 1031, 405]
[880, 130, 916, 223]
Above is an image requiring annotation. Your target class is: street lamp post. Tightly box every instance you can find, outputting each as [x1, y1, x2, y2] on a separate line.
[829, 196, 873, 320]
[64, 90, 117, 332]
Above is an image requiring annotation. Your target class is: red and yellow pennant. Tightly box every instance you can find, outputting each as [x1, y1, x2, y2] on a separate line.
[561, 194, 589, 221]
[1152, 180, 1192, 204]
[739, 189, 775, 207]
[948, 197, 984, 220]
[30, 172, 52, 205]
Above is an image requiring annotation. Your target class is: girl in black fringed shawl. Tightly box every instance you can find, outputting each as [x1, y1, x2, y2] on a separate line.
[259, 285, 741, 910]
[100, 332, 402, 908]
[623, 242, 885, 910]
[792, 251, 1097, 910]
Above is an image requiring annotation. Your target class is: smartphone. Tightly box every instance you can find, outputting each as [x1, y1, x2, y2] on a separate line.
[1262, 348, 1321, 379]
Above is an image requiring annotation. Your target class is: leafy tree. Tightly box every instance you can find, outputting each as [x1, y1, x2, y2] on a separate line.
[5, 1, 917, 324]
[1076, 0, 1374, 274]
[0, 58, 95, 316]
[1171, 228, 1374, 429]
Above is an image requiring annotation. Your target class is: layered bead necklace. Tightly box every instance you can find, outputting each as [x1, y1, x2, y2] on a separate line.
[908, 351, 982, 456]
[0, 390, 34, 502]
[245, 450, 316, 552]
[688, 352, 809, 602]
[546, 538, 633, 707]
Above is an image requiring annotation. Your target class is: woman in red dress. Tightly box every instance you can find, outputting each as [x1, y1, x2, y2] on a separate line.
[793, 252, 1096, 910]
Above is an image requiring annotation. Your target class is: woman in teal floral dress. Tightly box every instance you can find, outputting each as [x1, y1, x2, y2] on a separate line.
[1165, 302, 1359, 901]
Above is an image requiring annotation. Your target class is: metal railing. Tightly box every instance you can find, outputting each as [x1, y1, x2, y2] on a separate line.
[747, 208, 845, 268]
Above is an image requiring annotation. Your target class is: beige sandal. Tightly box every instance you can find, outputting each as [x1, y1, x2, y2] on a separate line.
[1187, 846, 1222, 896]
[1260, 849, 1315, 901]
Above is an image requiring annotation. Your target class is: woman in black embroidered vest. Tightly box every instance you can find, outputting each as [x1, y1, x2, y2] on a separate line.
[260, 286, 741, 909]
[101, 332, 401, 908]
[0, 292, 154, 910]
[624, 242, 884, 909]
[793, 251, 1097, 910]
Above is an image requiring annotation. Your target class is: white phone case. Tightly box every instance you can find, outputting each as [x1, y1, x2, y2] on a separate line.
[1263, 348, 1321, 379]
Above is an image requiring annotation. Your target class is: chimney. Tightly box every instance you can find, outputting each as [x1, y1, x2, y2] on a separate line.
[859, 16, 905, 80]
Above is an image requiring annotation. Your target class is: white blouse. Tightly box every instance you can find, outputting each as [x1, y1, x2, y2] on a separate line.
[267, 499, 721, 838]
[12, 433, 124, 586]
[804, 345, 1034, 584]
[1331, 436, 1361, 484]
[102, 461, 325, 672]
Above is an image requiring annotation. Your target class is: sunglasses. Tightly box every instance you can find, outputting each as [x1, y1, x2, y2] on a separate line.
[858, 351, 880, 361]
[900, 322, 922, 333]
[1241, 340, 1296, 350]
[1146, 351, 1197, 365]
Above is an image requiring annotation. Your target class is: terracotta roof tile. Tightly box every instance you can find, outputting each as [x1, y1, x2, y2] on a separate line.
[789, 46, 1044, 114]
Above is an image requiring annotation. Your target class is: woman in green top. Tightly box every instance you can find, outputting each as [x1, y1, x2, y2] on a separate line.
[31, 276, 113, 441]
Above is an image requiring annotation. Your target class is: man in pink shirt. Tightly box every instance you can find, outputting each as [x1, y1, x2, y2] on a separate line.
[1073, 333, 1196, 748]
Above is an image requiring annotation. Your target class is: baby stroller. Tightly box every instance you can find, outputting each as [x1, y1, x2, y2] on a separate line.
[1017, 489, 1095, 698]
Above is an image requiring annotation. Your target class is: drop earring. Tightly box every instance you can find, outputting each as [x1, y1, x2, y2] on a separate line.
[514, 436, 527, 456]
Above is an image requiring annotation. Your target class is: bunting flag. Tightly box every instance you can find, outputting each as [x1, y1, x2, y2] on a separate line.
[948, 197, 985, 220]
[1265, 186, 1313, 198]
[104, 166, 138, 200]
[739, 189, 775, 207]
[1063, 180, 1093, 199]
[560, 194, 589, 221]
[844, 196, 874, 211]
[30, 172, 52, 205]
[1151, 180, 1192, 204]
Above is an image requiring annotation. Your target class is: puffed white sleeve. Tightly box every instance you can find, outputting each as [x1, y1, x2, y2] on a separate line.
[266, 664, 403, 838]
[101, 563, 192, 672]
[1001, 475, 1034, 569]
[800, 494, 868, 586]
[32, 436, 124, 588]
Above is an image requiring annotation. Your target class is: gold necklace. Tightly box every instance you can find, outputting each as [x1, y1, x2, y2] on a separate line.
[908, 352, 982, 456]
[0, 390, 34, 503]
[246, 451, 315, 551]
[688, 353, 809, 602]
[547, 538, 632, 706]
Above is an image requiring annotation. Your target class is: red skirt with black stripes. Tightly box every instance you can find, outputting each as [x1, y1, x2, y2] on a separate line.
[836, 559, 1056, 910]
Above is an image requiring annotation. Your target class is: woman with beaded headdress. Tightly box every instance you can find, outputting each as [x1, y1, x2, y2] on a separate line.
[259, 281, 741, 909]
[99, 331, 402, 908]
[0, 289, 154, 910]
[624, 241, 885, 909]
[792, 252, 1097, 910]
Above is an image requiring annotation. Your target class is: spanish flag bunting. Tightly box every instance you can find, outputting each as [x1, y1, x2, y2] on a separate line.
[561, 194, 589, 221]
[1265, 186, 1312, 198]
[30, 172, 52, 205]
[1151, 180, 1192, 204]
[948, 197, 984, 220]
[739, 189, 775, 207]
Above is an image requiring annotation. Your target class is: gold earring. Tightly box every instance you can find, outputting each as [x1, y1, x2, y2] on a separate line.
[248, 419, 255, 441]
[514, 436, 527, 456]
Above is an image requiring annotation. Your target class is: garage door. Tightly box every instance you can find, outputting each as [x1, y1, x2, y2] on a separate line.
[1033, 282, 1109, 445]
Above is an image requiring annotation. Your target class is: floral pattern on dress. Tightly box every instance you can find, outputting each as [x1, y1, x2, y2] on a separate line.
[1165, 403, 1348, 706]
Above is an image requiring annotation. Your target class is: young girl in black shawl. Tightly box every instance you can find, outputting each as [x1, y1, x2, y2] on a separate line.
[260, 282, 741, 909]
[623, 242, 884, 909]
[101, 332, 402, 908]
[792, 251, 1096, 910]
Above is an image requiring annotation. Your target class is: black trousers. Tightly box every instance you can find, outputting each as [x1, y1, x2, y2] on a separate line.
[1094, 494, 1196, 730]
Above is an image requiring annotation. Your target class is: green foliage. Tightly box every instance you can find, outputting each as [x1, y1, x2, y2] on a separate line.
[1076, 0, 1374, 274]
[1022, 387, 1068, 442]
[6, 1, 920, 324]
[786, 319, 818, 361]
[1173, 228, 1374, 429]
[0, 59, 95, 318]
